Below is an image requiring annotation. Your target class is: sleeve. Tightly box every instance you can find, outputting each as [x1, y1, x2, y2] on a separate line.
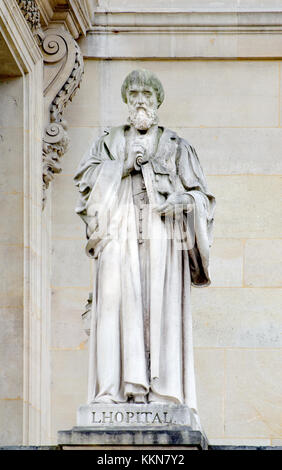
[74, 133, 124, 256]
[177, 140, 216, 286]
[74, 135, 108, 222]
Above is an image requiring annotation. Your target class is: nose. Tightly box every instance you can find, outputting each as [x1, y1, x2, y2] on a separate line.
[137, 92, 145, 104]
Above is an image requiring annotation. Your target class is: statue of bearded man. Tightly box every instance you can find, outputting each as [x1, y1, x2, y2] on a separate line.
[74, 70, 215, 420]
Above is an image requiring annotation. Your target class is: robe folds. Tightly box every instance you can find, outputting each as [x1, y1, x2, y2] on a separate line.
[74, 125, 215, 413]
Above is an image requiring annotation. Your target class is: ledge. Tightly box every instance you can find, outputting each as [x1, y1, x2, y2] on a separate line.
[58, 425, 209, 450]
[92, 10, 282, 30]
[79, 10, 282, 59]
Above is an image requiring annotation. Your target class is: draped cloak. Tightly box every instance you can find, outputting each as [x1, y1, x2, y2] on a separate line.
[74, 125, 215, 416]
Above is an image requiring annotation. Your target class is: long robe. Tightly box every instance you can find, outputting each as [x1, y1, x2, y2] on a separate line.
[74, 125, 215, 416]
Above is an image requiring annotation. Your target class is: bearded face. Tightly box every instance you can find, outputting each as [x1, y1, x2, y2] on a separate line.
[126, 84, 159, 130]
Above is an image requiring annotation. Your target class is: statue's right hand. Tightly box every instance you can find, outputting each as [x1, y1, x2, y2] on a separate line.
[123, 142, 146, 177]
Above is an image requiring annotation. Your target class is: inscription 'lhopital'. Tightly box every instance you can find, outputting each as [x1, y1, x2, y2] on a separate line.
[92, 410, 173, 425]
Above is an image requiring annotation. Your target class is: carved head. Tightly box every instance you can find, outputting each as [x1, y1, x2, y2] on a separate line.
[121, 69, 165, 130]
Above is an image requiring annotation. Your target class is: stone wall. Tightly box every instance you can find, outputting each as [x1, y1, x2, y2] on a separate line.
[0, 0, 281, 448]
[50, 56, 282, 446]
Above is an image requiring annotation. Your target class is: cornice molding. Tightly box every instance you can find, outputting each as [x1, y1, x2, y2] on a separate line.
[36, 0, 92, 38]
[91, 10, 282, 33]
[80, 10, 282, 59]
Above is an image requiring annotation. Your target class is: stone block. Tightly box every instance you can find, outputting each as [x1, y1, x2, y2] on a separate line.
[209, 238, 244, 287]
[244, 239, 282, 287]
[51, 350, 88, 396]
[0, 399, 23, 445]
[52, 174, 86, 241]
[0, 193, 23, 246]
[176, 127, 282, 176]
[51, 239, 92, 289]
[0, 246, 23, 308]
[58, 426, 208, 449]
[63, 61, 111, 127]
[0, 77, 23, 128]
[94, 0, 240, 11]
[192, 288, 282, 348]
[0, 309, 23, 399]
[51, 350, 88, 440]
[93, 1, 282, 12]
[194, 349, 224, 438]
[81, 29, 238, 60]
[51, 288, 90, 349]
[60, 127, 102, 175]
[77, 404, 199, 428]
[238, 34, 282, 58]
[225, 349, 282, 438]
[0, 128, 23, 192]
[208, 175, 282, 239]
[65, 60, 279, 128]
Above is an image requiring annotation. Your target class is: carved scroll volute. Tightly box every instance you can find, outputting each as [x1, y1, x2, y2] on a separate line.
[41, 29, 84, 208]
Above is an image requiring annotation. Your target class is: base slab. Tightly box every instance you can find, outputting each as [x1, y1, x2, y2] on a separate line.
[58, 426, 208, 450]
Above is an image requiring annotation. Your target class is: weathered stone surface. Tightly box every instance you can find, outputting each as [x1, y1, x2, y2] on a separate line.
[208, 176, 282, 239]
[65, 60, 279, 128]
[176, 128, 282, 176]
[0, 399, 23, 446]
[244, 239, 282, 287]
[194, 349, 224, 438]
[77, 404, 198, 428]
[209, 238, 244, 287]
[225, 349, 282, 438]
[51, 288, 90, 349]
[52, 175, 86, 240]
[51, 239, 91, 289]
[0, 246, 23, 308]
[51, 349, 88, 440]
[192, 288, 282, 348]
[0, 309, 23, 399]
[58, 426, 208, 449]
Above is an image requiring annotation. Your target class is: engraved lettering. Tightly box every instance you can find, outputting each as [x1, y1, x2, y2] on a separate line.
[102, 411, 113, 424]
[89, 408, 180, 426]
[92, 411, 102, 424]
[126, 411, 135, 423]
[152, 412, 162, 424]
[163, 411, 172, 424]
[114, 411, 124, 423]
[140, 411, 152, 423]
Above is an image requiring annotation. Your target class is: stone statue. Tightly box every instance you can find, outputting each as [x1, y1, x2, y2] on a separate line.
[74, 70, 215, 428]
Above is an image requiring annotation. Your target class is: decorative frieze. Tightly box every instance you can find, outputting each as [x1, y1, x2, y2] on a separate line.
[16, 0, 41, 32]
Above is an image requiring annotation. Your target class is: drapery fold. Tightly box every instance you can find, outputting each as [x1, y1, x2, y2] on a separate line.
[74, 125, 215, 408]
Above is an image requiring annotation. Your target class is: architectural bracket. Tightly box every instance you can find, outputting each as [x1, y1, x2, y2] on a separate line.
[16, 1, 86, 209]
[40, 28, 84, 208]
[16, 0, 41, 33]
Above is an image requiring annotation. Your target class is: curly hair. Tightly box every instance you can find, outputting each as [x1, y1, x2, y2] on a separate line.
[121, 69, 165, 108]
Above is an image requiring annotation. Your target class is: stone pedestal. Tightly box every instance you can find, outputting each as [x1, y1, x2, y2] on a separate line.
[58, 404, 209, 450]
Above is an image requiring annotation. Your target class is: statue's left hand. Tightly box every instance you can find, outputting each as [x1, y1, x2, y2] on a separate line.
[155, 192, 194, 216]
